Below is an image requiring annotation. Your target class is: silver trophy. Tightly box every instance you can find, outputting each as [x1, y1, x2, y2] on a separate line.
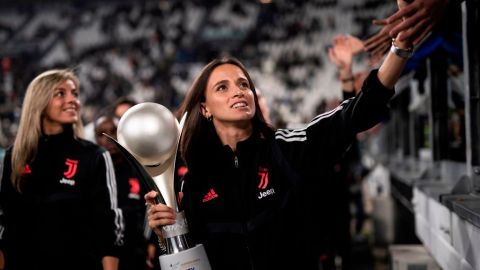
[104, 102, 211, 270]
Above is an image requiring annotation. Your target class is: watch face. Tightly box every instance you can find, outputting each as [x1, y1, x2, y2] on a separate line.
[390, 44, 413, 59]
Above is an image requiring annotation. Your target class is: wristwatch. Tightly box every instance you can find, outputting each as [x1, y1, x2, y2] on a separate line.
[390, 38, 413, 59]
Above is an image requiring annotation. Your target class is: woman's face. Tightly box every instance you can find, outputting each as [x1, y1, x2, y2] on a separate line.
[202, 64, 256, 126]
[42, 79, 80, 134]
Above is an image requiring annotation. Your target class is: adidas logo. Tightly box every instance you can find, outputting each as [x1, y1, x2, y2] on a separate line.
[202, 188, 219, 203]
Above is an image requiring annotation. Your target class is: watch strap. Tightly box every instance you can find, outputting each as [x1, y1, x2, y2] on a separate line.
[390, 38, 413, 59]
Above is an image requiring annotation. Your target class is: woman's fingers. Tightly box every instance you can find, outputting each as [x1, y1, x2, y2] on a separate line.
[386, 2, 419, 24]
[364, 33, 384, 49]
[364, 34, 390, 52]
[147, 203, 176, 226]
[402, 16, 431, 40]
[346, 35, 365, 54]
[413, 24, 433, 45]
[389, 9, 428, 37]
[144, 190, 159, 205]
[145, 191, 176, 229]
[372, 18, 388, 26]
[368, 41, 390, 63]
[328, 47, 338, 64]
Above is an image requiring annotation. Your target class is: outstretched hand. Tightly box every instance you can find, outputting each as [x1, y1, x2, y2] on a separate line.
[345, 35, 365, 55]
[328, 35, 357, 71]
[364, 0, 441, 63]
[386, 0, 448, 45]
[364, 19, 401, 53]
[363, 19, 401, 66]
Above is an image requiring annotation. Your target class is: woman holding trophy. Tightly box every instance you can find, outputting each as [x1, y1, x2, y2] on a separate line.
[0, 69, 124, 270]
[146, 1, 417, 269]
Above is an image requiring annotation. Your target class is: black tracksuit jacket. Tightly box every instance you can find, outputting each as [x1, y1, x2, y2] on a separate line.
[113, 157, 150, 270]
[0, 128, 124, 270]
[181, 70, 394, 270]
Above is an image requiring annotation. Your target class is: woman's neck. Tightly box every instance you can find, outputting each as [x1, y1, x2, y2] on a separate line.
[42, 124, 64, 135]
[214, 122, 253, 152]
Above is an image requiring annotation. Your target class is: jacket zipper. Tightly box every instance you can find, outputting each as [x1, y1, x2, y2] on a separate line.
[234, 155, 239, 168]
[245, 237, 255, 270]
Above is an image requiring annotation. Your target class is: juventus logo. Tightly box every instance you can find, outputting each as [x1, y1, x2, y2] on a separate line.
[257, 167, 269, 190]
[257, 167, 275, 200]
[128, 178, 141, 200]
[23, 164, 32, 174]
[64, 159, 78, 179]
[129, 178, 140, 194]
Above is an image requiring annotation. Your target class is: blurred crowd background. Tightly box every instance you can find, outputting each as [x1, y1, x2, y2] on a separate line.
[0, 0, 396, 148]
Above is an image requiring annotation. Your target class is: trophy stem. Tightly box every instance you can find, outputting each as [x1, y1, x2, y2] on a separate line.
[161, 211, 194, 254]
[165, 234, 194, 253]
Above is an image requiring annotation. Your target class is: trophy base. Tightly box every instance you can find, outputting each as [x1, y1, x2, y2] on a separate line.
[159, 244, 211, 270]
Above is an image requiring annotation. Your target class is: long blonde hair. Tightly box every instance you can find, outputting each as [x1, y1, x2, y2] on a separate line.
[11, 69, 84, 192]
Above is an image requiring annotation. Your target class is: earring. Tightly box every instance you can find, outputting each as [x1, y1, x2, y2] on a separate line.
[207, 115, 213, 122]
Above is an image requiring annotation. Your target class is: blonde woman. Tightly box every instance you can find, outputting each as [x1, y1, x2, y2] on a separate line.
[0, 69, 124, 270]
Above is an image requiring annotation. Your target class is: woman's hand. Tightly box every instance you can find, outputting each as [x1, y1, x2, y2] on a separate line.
[145, 191, 176, 237]
[397, 0, 412, 9]
[375, 0, 416, 89]
[387, 0, 448, 45]
[393, 0, 416, 48]
[328, 35, 354, 71]
[328, 34, 362, 81]
[364, 18, 401, 53]
[345, 35, 365, 55]
[366, 0, 449, 48]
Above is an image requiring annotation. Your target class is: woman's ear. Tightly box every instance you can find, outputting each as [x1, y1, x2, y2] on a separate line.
[200, 103, 210, 119]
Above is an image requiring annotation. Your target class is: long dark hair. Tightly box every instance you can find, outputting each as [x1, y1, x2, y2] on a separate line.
[178, 57, 273, 166]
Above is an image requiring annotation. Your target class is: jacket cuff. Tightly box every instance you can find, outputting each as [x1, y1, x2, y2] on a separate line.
[100, 245, 122, 259]
[361, 69, 395, 102]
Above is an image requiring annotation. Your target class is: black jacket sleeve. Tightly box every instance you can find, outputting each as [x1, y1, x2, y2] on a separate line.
[274, 69, 394, 168]
[0, 151, 7, 251]
[90, 149, 125, 258]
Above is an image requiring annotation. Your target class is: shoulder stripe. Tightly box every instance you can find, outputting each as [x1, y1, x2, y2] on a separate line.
[310, 99, 350, 123]
[143, 208, 152, 239]
[275, 134, 307, 142]
[103, 151, 125, 245]
[276, 129, 306, 137]
[0, 224, 4, 241]
[275, 129, 306, 141]
[307, 104, 344, 128]
[275, 132, 306, 141]
[275, 102, 347, 142]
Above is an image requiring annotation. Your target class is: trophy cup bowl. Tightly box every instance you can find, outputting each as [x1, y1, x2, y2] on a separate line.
[110, 102, 211, 270]
[117, 103, 178, 179]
